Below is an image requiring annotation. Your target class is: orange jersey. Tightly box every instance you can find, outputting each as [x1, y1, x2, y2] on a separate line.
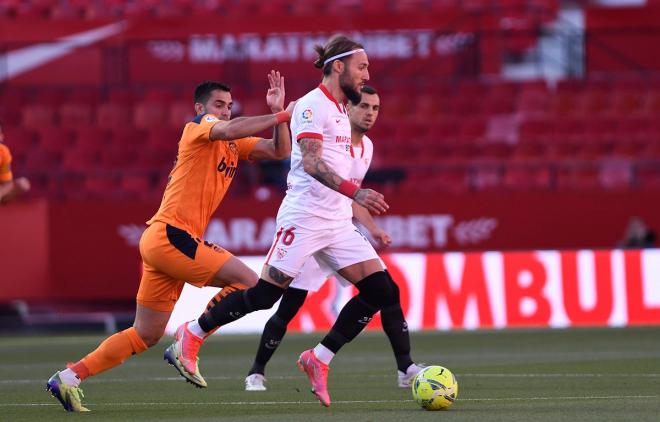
[147, 114, 259, 237]
[0, 143, 12, 183]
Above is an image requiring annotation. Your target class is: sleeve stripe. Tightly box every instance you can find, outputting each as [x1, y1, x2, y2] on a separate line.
[296, 132, 323, 141]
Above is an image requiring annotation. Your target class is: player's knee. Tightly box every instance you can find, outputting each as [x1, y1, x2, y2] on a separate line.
[356, 271, 394, 309]
[244, 279, 285, 311]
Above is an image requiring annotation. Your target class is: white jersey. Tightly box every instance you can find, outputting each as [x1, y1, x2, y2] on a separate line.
[289, 135, 380, 292]
[347, 135, 373, 187]
[277, 84, 353, 227]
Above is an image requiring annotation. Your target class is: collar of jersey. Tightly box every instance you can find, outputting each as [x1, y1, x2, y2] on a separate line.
[318, 84, 346, 114]
[350, 138, 364, 158]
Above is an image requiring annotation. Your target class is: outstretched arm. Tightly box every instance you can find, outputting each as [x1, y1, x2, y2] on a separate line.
[248, 101, 295, 160]
[299, 138, 389, 215]
[210, 70, 290, 142]
[209, 112, 288, 142]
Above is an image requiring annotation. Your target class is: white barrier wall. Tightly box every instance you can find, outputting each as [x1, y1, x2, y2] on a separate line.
[166, 249, 660, 334]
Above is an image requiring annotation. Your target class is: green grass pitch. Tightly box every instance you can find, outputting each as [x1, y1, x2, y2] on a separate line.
[1, 327, 659, 421]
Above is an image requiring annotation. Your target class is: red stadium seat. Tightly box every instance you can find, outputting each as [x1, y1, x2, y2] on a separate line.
[101, 145, 137, 170]
[599, 160, 632, 190]
[59, 103, 93, 128]
[96, 103, 131, 130]
[24, 150, 62, 173]
[21, 104, 56, 127]
[61, 146, 100, 172]
[169, 101, 194, 128]
[573, 89, 610, 116]
[120, 174, 153, 198]
[73, 125, 109, 146]
[556, 165, 600, 191]
[56, 174, 87, 200]
[502, 165, 551, 190]
[146, 127, 181, 148]
[134, 101, 168, 129]
[516, 83, 550, 116]
[2, 127, 36, 154]
[111, 127, 147, 148]
[35, 127, 73, 153]
[472, 166, 503, 191]
[84, 174, 120, 198]
[636, 163, 660, 190]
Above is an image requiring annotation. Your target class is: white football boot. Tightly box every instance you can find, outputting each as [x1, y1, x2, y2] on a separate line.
[397, 363, 425, 388]
[245, 373, 267, 391]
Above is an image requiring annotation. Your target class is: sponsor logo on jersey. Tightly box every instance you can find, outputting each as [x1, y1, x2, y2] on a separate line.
[301, 108, 313, 122]
[217, 156, 237, 178]
[205, 115, 220, 123]
[335, 135, 350, 143]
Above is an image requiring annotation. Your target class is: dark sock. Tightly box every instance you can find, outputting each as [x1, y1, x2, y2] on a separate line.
[321, 271, 392, 353]
[199, 279, 284, 332]
[381, 271, 414, 372]
[249, 288, 307, 375]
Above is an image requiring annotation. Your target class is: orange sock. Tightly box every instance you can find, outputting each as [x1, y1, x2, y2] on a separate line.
[70, 327, 148, 380]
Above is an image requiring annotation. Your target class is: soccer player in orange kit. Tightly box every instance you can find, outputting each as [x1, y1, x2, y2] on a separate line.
[46, 71, 294, 412]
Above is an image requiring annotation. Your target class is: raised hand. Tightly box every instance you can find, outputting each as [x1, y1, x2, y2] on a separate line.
[266, 70, 285, 112]
[354, 188, 389, 215]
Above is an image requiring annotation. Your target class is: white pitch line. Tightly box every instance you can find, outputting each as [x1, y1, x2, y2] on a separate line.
[3, 373, 660, 385]
[2, 395, 658, 408]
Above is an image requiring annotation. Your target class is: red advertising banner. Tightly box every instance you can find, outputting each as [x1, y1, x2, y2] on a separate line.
[0, 11, 487, 85]
[0, 192, 658, 303]
[166, 249, 660, 334]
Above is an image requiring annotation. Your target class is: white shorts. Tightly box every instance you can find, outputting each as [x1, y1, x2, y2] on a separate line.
[290, 255, 388, 292]
[265, 217, 380, 280]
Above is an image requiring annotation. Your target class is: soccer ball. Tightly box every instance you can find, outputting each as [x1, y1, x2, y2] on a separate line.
[411, 365, 458, 411]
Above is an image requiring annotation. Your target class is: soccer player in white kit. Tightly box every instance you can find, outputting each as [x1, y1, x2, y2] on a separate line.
[179, 35, 393, 407]
[244, 86, 423, 392]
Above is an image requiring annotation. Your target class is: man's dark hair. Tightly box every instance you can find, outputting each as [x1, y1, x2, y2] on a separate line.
[194, 81, 231, 104]
[314, 35, 364, 76]
[349, 85, 378, 106]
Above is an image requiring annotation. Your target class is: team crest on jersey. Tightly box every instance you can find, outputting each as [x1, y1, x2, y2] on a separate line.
[228, 142, 238, 154]
[205, 115, 220, 123]
[301, 108, 313, 122]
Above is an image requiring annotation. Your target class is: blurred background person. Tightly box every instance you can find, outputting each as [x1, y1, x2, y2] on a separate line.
[0, 122, 30, 204]
[618, 217, 657, 249]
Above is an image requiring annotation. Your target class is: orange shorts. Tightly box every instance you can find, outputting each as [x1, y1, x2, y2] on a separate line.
[136, 221, 234, 312]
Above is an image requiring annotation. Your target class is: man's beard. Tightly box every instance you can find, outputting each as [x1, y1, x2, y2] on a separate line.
[339, 71, 362, 105]
[353, 123, 369, 133]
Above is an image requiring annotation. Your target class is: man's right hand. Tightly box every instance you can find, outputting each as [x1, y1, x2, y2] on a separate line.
[354, 188, 388, 215]
[266, 70, 285, 112]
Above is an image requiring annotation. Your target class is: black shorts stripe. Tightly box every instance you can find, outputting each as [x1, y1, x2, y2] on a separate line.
[166, 224, 198, 260]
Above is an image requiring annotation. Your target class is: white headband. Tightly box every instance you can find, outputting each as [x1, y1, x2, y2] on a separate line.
[323, 48, 365, 66]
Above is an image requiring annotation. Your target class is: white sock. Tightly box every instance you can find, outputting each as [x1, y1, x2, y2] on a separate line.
[59, 368, 81, 387]
[186, 320, 207, 339]
[313, 344, 335, 365]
